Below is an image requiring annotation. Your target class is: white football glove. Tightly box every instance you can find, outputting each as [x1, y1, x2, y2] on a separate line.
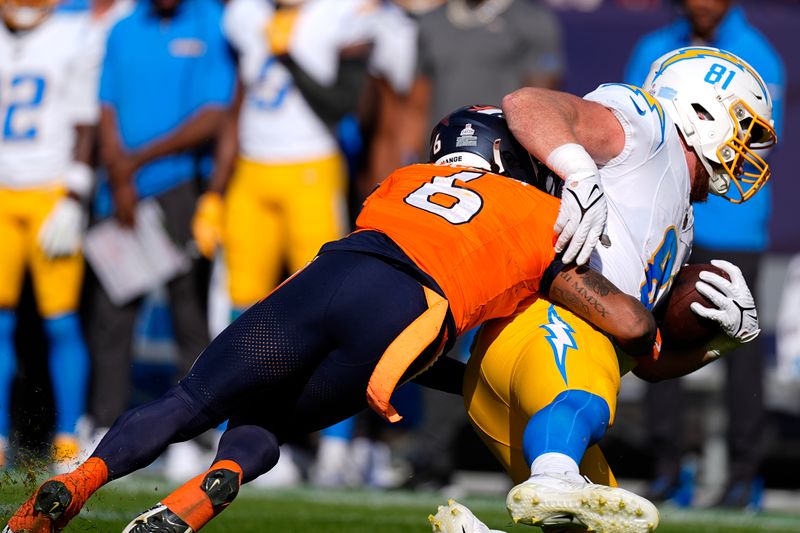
[554, 170, 607, 265]
[37, 197, 87, 258]
[690, 259, 760, 344]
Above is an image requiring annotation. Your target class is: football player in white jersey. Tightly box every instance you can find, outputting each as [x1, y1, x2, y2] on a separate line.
[191, 0, 377, 321]
[428, 47, 775, 533]
[0, 0, 99, 470]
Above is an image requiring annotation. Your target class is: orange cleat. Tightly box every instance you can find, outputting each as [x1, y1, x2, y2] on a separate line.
[2, 458, 108, 533]
[2, 480, 70, 533]
[123, 460, 243, 532]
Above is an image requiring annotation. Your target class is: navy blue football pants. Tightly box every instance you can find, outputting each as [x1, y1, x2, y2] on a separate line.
[91, 251, 444, 483]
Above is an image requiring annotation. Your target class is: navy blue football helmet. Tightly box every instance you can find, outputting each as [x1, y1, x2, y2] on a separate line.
[428, 105, 543, 185]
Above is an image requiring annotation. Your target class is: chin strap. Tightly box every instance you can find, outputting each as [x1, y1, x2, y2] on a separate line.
[491, 139, 505, 175]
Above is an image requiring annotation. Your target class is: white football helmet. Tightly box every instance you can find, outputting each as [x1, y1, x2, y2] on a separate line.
[643, 46, 777, 203]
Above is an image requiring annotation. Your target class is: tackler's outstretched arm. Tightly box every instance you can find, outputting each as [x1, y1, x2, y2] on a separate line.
[547, 264, 658, 359]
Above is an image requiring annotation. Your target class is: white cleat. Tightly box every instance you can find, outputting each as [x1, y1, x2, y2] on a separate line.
[506, 474, 659, 533]
[428, 499, 508, 533]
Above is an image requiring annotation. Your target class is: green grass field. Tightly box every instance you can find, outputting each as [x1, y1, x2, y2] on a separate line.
[3, 473, 800, 533]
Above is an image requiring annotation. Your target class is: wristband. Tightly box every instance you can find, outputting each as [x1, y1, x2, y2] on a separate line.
[545, 143, 598, 182]
[64, 161, 93, 200]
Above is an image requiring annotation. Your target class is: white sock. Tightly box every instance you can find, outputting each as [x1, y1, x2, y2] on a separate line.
[530, 452, 580, 479]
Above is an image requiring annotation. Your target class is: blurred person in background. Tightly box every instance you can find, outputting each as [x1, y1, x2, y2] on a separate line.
[0, 0, 99, 470]
[351, 0, 420, 201]
[624, 0, 785, 510]
[192, 0, 380, 486]
[413, 0, 564, 138]
[84, 0, 235, 477]
[399, 0, 566, 488]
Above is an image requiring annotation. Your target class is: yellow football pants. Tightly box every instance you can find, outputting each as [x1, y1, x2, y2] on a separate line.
[0, 187, 83, 317]
[464, 297, 622, 486]
[223, 154, 348, 308]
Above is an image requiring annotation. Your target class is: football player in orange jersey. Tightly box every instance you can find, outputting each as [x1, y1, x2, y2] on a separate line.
[3, 107, 658, 533]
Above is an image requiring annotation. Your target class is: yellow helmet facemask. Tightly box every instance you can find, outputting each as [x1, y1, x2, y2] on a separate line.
[717, 99, 778, 204]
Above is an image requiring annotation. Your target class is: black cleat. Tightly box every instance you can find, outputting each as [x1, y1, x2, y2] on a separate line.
[121, 504, 193, 533]
[200, 468, 240, 509]
[32, 480, 73, 522]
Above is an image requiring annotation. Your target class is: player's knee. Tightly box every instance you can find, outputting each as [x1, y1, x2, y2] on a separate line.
[217, 426, 280, 483]
[42, 313, 82, 343]
[557, 390, 611, 442]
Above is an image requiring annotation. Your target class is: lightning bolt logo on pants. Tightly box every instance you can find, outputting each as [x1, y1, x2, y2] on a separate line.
[540, 305, 578, 385]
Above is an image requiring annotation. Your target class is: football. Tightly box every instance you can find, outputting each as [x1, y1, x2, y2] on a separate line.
[657, 263, 729, 349]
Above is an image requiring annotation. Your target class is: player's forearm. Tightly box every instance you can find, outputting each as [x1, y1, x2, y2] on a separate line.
[632, 344, 721, 382]
[99, 106, 130, 187]
[403, 75, 431, 161]
[73, 124, 95, 166]
[99, 107, 121, 164]
[548, 264, 657, 357]
[134, 106, 227, 165]
[207, 84, 243, 195]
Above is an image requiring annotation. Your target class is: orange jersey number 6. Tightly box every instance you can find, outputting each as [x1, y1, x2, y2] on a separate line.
[403, 170, 485, 225]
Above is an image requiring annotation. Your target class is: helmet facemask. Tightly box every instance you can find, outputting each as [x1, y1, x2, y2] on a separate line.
[715, 100, 776, 203]
[678, 95, 776, 203]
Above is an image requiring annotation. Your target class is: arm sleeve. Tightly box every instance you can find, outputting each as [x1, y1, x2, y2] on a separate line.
[279, 52, 369, 127]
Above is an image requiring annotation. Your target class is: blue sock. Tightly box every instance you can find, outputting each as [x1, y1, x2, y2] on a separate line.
[44, 313, 89, 435]
[321, 417, 356, 440]
[522, 389, 611, 466]
[0, 310, 17, 439]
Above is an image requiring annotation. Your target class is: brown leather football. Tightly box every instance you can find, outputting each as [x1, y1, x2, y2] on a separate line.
[657, 263, 729, 349]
